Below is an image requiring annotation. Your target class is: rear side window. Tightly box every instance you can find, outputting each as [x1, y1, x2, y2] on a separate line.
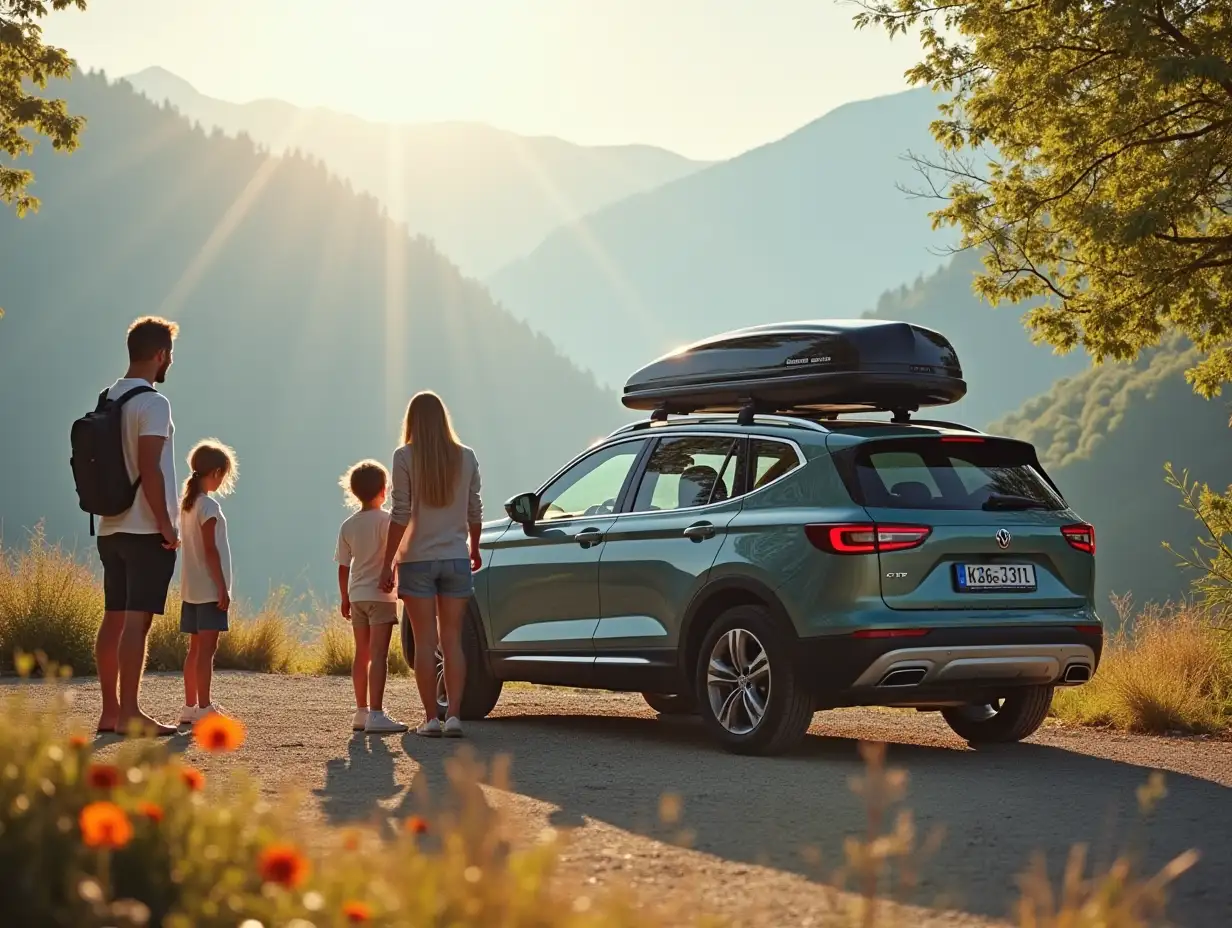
[633, 436, 739, 512]
[836, 438, 1065, 511]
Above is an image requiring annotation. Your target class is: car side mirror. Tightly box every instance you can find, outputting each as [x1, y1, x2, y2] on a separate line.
[505, 491, 538, 525]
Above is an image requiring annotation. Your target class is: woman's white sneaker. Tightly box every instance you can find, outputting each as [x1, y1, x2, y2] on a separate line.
[178, 705, 198, 725]
[364, 710, 408, 734]
[442, 716, 464, 738]
[352, 708, 370, 732]
[415, 718, 442, 738]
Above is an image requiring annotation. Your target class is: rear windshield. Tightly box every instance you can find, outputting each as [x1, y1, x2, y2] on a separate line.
[835, 437, 1066, 511]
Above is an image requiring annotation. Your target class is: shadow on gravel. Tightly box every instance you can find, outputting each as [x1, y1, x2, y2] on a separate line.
[395, 713, 1229, 927]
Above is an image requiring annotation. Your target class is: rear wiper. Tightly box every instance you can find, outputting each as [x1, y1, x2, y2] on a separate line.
[982, 493, 1048, 511]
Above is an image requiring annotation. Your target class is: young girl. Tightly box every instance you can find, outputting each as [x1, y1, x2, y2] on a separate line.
[336, 460, 406, 734]
[177, 439, 238, 725]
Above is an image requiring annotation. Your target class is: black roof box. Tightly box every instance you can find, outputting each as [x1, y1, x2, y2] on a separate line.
[622, 320, 966, 417]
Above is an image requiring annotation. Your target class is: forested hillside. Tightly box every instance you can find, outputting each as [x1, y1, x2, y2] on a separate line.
[0, 71, 625, 598]
[994, 341, 1232, 609]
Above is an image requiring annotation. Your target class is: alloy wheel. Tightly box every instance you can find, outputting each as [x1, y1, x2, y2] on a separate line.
[706, 628, 771, 735]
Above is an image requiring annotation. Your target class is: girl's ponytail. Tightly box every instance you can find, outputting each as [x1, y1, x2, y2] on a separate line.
[181, 471, 205, 513]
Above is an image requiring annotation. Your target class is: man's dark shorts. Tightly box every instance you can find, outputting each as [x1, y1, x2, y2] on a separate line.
[97, 532, 177, 615]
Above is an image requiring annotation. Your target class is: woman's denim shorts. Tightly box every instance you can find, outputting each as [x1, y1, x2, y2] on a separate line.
[398, 558, 474, 599]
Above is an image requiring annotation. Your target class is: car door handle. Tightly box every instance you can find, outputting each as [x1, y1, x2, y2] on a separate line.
[576, 527, 605, 548]
[683, 521, 716, 542]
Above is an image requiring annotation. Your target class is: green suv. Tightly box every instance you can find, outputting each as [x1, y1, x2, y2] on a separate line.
[406, 413, 1101, 756]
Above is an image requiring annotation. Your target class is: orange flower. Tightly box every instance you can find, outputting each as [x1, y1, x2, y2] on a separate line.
[257, 843, 310, 888]
[86, 763, 122, 791]
[136, 801, 164, 823]
[69, 734, 89, 749]
[342, 901, 373, 924]
[193, 713, 246, 753]
[404, 815, 429, 835]
[177, 765, 205, 792]
[341, 829, 361, 851]
[79, 801, 133, 849]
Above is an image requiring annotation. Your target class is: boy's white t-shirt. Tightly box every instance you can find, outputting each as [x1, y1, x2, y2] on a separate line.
[97, 377, 178, 536]
[180, 495, 232, 605]
[335, 508, 397, 603]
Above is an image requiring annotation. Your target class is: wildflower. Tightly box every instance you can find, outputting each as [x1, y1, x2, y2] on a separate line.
[86, 763, 122, 791]
[177, 765, 206, 792]
[68, 734, 88, 749]
[404, 815, 429, 835]
[193, 713, 246, 753]
[79, 802, 133, 849]
[342, 901, 373, 923]
[341, 829, 361, 851]
[136, 801, 164, 823]
[258, 843, 310, 888]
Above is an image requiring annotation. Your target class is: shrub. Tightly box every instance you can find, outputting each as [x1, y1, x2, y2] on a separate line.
[1053, 599, 1232, 733]
[0, 526, 103, 674]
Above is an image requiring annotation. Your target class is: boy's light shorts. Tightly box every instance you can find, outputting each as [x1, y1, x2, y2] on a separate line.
[351, 601, 398, 627]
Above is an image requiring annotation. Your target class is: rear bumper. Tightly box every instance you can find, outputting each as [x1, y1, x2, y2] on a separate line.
[795, 625, 1103, 705]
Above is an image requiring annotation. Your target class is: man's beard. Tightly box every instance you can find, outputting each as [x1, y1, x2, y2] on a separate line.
[154, 360, 170, 383]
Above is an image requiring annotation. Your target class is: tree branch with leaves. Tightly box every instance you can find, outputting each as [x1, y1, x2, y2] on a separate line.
[854, 0, 1232, 397]
[1, 0, 87, 217]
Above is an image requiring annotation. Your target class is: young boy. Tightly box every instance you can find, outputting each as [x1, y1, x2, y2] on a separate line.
[335, 460, 406, 734]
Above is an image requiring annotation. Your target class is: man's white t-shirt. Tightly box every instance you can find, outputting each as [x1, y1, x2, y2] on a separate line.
[180, 495, 232, 604]
[335, 508, 397, 603]
[97, 378, 178, 536]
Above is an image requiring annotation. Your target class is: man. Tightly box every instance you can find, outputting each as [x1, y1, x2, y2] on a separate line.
[95, 317, 181, 737]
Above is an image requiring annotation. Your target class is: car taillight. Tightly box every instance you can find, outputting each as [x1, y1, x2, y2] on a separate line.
[805, 523, 931, 554]
[1074, 624, 1103, 636]
[1061, 523, 1096, 555]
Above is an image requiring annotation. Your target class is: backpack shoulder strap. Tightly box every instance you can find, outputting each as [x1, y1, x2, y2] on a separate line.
[95, 389, 110, 412]
[113, 385, 156, 407]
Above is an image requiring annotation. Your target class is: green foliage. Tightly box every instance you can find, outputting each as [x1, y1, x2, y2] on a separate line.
[854, 0, 1232, 395]
[0, 0, 87, 218]
[1164, 463, 1232, 612]
[308, 620, 411, 677]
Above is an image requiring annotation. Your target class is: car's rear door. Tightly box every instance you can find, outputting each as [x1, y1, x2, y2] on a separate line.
[831, 434, 1094, 614]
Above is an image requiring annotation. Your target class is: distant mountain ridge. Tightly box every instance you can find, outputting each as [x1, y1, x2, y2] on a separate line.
[485, 87, 959, 388]
[1, 71, 625, 598]
[122, 66, 709, 276]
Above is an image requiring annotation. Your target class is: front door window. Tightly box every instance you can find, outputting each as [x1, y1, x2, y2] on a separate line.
[537, 440, 645, 521]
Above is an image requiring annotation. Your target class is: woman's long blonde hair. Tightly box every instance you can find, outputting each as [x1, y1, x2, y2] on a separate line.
[402, 391, 462, 509]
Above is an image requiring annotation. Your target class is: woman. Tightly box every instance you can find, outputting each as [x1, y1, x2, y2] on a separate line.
[379, 391, 483, 738]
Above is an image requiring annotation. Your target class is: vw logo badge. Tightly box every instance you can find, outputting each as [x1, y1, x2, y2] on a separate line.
[995, 529, 1012, 549]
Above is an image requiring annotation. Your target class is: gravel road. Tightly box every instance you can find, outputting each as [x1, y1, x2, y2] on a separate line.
[36, 672, 1232, 927]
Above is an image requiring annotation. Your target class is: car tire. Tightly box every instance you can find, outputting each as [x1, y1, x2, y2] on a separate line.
[940, 686, 1054, 743]
[400, 600, 503, 721]
[642, 692, 697, 715]
[695, 604, 814, 756]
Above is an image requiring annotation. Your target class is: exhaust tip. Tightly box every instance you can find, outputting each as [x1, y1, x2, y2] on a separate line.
[1062, 664, 1091, 684]
[879, 667, 928, 687]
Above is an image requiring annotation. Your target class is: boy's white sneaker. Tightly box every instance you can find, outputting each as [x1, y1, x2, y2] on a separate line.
[178, 705, 198, 725]
[352, 708, 370, 732]
[442, 716, 464, 738]
[364, 710, 408, 734]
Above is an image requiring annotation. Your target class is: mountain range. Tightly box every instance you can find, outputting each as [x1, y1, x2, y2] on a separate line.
[486, 87, 957, 387]
[123, 66, 708, 277]
[0, 71, 625, 598]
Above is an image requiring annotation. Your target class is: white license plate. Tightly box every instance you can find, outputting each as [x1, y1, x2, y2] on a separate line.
[956, 563, 1037, 591]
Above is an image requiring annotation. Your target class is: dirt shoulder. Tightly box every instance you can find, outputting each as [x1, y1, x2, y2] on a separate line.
[38, 673, 1232, 927]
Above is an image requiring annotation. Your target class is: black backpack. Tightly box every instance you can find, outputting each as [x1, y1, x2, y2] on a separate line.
[70, 385, 156, 535]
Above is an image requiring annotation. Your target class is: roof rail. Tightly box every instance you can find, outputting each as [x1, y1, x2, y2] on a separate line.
[612, 412, 832, 436]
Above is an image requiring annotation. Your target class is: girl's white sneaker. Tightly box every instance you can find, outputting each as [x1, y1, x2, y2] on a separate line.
[352, 708, 370, 732]
[178, 705, 198, 725]
[364, 710, 409, 734]
[442, 716, 464, 738]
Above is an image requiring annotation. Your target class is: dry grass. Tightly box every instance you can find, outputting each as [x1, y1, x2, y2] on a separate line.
[1, 530, 310, 677]
[305, 619, 411, 676]
[1053, 598, 1232, 734]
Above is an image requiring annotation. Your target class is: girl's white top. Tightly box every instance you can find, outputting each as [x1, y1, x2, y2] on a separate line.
[181, 495, 232, 605]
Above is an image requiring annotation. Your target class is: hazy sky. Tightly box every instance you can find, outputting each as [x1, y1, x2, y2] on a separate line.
[44, 0, 923, 160]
